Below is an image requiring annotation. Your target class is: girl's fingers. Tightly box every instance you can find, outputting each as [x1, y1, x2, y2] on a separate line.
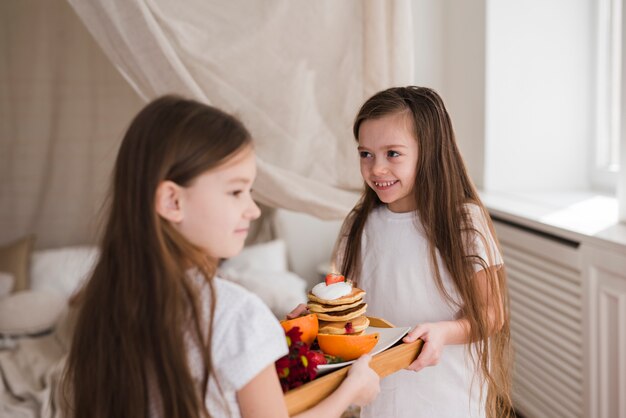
[406, 355, 427, 372]
[358, 353, 373, 364]
[285, 303, 309, 319]
[405, 342, 438, 372]
[347, 353, 380, 406]
[349, 354, 374, 374]
[407, 363, 422, 372]
[403, 324, 425, 343]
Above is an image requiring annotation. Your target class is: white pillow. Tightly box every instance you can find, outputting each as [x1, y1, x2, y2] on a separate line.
[219, 267, 307, 319]
[0, 272, 14, 298]
[273, 209, 343, 285]
[0, 290, 65, 336]
[221, 239, 288, 272]
[219, 239, 306, 318]
[30, 246, 100, 299]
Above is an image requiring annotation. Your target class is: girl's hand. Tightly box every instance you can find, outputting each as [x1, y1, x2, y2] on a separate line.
[286, 303, 309, 319]
[343, 354, 380, 406]
[403, 322, 448, 372]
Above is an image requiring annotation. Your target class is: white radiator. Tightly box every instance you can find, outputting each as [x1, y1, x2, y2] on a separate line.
[494, 219, 584, 418]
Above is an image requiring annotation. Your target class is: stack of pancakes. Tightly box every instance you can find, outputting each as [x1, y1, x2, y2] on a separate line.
[307, 286, 369, 335]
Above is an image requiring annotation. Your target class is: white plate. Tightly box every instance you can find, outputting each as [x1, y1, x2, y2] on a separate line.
[316, 326, 412, 374]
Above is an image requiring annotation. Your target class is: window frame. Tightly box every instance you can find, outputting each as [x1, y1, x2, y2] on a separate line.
[592, 0, 622, 192]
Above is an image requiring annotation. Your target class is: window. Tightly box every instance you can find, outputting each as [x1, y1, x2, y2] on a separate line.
[593, 0, 622, 192]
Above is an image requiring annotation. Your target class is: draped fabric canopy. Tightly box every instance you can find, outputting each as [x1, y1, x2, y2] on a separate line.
[1, 0, 414, 248]
[68, 0, 415, 219]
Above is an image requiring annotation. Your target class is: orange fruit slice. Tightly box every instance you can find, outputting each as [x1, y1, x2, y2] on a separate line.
[280, 313, 319, 346]
[317, 332, 379, 361]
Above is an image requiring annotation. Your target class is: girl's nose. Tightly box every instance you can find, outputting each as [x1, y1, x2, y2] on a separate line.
[246, 198, 261, 220]
[372, 160, 389, 175]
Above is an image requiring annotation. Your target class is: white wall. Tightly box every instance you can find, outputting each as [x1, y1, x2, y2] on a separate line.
[412, 0, 487, 188]
[484, 0, 593, 192]
[412, 0, 445, 90]
[442, 0, 487, 189]
[413, 1, 595, 193]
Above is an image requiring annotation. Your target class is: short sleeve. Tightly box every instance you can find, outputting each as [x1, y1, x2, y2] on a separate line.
[464, 204, 503, 273]
[211, 279, 288, 391]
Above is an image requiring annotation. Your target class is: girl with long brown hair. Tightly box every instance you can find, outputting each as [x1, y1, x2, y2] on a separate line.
[337, 86, 512, 418]
[60, 95, 379, 418]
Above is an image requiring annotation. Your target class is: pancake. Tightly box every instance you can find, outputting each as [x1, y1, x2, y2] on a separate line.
[307, 287, 365, 306]
[319, 315, 370, 335]
[307, 297, 363, 313]
[315, 302, 367, 322]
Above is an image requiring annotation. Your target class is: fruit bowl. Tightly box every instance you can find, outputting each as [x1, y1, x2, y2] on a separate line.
[284, 317, 423, 415]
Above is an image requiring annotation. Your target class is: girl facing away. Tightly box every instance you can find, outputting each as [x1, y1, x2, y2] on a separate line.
[337, 86, 513, 418]
[60, 95, 379, 418]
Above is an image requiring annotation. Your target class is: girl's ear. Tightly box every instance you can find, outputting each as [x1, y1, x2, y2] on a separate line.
[155, 180, 184, 223]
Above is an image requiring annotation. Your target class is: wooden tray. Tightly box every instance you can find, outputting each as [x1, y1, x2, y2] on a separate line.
[284, 317, 423, 415]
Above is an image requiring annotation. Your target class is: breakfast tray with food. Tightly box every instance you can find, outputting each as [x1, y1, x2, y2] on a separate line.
[284, 316, 423, 415]
[280, 274, 424, 415]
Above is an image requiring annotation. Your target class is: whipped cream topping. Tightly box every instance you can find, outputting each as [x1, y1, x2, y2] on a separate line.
[311, 281, 352, 301]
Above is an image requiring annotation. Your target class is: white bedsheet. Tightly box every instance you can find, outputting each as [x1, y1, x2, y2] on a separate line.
[0, 333, 66, 418]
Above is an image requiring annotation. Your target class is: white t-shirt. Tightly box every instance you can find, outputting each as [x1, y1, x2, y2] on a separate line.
[358, 204, 502, 418]
[150, 274, 288, 418]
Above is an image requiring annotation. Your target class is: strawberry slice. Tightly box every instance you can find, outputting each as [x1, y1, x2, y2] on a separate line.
[325, 273, 345, 286]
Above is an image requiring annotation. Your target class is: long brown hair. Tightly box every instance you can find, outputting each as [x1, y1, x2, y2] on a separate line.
[338, 86, 512, 418]
[61, 95, 252, 418]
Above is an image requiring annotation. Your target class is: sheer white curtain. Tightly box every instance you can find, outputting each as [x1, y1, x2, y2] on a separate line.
[68, 0, 415, 219]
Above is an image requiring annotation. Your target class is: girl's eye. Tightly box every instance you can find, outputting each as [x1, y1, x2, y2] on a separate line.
[387, 150, 400, 158]
[230, 190, 243, 197]
[359, 151, 372, 158]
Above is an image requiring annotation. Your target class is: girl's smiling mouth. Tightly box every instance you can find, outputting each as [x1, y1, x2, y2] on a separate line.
[373, 180, 399, 190]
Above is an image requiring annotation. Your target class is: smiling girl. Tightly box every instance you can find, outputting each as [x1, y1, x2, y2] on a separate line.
[335, 86, 513, 418]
